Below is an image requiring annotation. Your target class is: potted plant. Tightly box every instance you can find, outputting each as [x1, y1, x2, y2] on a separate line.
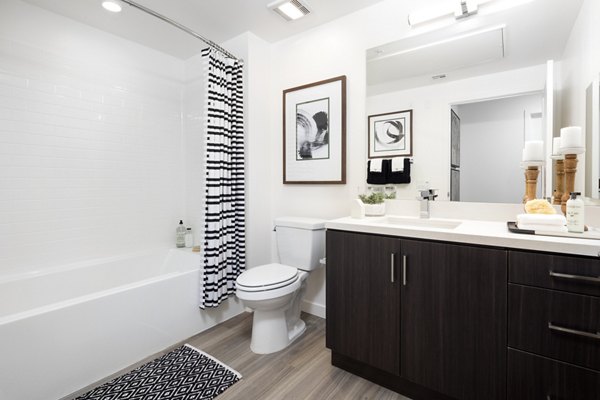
[359, 191, 396, 216]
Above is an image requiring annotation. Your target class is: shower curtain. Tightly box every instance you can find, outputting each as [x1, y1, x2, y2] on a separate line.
[199, 48, 246, 309]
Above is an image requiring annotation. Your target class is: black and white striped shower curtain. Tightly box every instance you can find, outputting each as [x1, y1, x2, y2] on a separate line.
[199, 48, 245, 309]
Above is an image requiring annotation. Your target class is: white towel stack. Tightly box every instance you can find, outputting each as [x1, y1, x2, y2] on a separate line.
[369, 159, 383, 172]
[517, 214, 567, 233]
[391, 157, 405, 172]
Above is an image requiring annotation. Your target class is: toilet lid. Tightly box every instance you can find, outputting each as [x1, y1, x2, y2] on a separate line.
[236, 263, 299, 291]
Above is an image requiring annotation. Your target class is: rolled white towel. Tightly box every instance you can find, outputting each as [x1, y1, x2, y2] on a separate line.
[517, 213, 565, 227]
[518, 224, 568, 233]
[369, 159, 383, 172]
[391, 157, 404, 172]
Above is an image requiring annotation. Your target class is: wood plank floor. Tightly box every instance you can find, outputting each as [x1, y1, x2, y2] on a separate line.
[68, 312, 410, 400]
[186, 312, 410, 400]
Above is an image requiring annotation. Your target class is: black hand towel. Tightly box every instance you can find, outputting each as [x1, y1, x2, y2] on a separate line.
[367, 159, 390, 184]
[388, 158, 411, 184]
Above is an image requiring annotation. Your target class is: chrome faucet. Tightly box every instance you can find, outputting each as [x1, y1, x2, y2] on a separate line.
[418, 189, 438, 219]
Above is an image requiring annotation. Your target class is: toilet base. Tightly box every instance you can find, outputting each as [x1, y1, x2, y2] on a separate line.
[250, 308, 306, 354]
[288, 319, 306, 344]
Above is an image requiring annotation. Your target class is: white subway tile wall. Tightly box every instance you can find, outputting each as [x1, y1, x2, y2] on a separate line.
[0, 33, 186, 276]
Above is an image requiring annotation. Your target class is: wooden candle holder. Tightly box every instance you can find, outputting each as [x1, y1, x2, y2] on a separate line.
[553, 159, 565, 205]
[523, 166, 540, 204]
[560, 154, 578, 214]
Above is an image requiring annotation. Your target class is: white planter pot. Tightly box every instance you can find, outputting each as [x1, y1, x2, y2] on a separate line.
[364, 202, 385, 216]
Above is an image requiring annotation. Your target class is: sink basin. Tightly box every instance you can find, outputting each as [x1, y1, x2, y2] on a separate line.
[378, 216, 463, 230]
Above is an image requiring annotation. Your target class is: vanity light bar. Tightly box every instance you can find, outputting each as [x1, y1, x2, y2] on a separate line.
[408, 0, 535, 27]
[268, 0, 311, 21]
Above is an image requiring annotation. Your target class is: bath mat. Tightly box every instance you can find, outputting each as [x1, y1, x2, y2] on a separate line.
[75, 344, 241, 400]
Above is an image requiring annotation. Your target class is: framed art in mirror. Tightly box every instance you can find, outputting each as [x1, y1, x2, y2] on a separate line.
[368, 109, 413, 159]
[283, 76, 346, 184]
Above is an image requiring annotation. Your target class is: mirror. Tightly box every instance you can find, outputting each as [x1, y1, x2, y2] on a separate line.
[365, 0, 595, 204]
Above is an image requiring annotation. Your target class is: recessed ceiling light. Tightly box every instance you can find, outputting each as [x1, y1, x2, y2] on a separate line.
[102, 1, 122, 13]
[268, 0, 311, 22]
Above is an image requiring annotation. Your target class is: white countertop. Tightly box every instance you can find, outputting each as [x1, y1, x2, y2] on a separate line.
[326, 216, 600, 257]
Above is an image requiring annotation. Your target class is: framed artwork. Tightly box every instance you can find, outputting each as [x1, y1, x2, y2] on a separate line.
[368, 109, 413, 159]
[283, 76, 346, 184]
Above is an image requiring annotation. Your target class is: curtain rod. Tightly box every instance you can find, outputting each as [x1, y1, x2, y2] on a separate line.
[120, 0, 242, 62]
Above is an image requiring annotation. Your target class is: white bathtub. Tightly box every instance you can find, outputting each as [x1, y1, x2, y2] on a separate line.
[0, 248, 244, 400]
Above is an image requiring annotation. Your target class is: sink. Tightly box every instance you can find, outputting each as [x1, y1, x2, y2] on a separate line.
[378, 216, 463, 230]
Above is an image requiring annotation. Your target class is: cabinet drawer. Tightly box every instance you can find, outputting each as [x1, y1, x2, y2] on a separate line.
[509, 250, 600, 297]
[508, 348, 600, 400]
[509, 284, 600, 370]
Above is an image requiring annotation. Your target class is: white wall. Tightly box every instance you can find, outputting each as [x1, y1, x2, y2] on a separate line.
[183, 53, 205, 246]
[0, 0, 185, 276]
[264, 0, 548, 316]
[560, 0, 600, 195]
[455, 94, 543, 203]
[367, 65, 547, 201]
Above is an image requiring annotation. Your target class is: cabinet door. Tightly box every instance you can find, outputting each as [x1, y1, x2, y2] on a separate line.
[400, 240, 507, 400]
[326, 230, 401, 375]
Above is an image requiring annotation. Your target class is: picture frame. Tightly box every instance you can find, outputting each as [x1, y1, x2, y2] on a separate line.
[283, 76, 346, 184]
[368, 109, 413, 159]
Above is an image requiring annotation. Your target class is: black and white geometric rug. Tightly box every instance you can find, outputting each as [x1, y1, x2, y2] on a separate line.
[75, 344, 241, 400]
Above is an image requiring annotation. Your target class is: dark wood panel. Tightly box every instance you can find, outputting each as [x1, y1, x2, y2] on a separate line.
[508, 348, 600, 400]
[509, 250, 600, 297]
[400, 240, 507, 400]
[332, 352, 454, 400]
[508, 284, 600, 370]
[326, 230, 401, 375]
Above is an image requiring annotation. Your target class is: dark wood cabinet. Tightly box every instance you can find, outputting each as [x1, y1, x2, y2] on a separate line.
[509, 250, 600, 297]
[326, 230, 401, 375]
[326, 231, 600, 400]
[400, 240, 507, 400]
[509, 284, 600, 371]
[508, 348, 600, 400]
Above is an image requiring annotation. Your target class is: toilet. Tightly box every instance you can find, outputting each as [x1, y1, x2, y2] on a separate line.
[235, 217, 325, 354]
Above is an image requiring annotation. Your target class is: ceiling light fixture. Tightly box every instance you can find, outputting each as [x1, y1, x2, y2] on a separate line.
[408, 0, 535, 27]
[268, 0, 311, 21]
[102, 1, 122, 13]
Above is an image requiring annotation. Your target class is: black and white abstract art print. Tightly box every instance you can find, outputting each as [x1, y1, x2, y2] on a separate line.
[283, 76, 346, 184]
[296, 98, 330, 161]
[368, 110, 413, 159]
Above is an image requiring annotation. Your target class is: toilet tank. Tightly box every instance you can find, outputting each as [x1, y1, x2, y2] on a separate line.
[275, 217, 326, 271]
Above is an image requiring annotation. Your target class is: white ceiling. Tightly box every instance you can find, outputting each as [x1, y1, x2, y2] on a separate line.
[367, 0, 584, 94]
[21, 0, 383, 59]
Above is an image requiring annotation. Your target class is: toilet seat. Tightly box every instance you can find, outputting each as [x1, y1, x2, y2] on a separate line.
[236, 263, 299, 292]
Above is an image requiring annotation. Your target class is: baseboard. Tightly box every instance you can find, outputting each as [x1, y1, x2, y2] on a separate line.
[301, 299, 325, 319]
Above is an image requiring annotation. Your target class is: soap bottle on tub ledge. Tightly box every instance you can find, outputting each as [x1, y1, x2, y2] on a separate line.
[176, 220, 186, 248]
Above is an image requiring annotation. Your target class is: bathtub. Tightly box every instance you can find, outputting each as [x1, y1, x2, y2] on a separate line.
[0, 248, 244, 400]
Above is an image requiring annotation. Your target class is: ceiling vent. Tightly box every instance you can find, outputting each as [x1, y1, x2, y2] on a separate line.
[268, 0, 311, 21]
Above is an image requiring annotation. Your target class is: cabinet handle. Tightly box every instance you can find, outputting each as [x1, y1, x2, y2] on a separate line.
[402, 255, 407, 286]
[391, 253, 396, 283]
[548, 322, 600, 341]
[549, 271, 600, 285]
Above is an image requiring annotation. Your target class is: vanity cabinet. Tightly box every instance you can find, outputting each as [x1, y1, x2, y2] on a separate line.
[400, 239, 507, 400]
[507, 250, 600, 399]
[325, 230, 401, 375]
[326, 230, 507, 400]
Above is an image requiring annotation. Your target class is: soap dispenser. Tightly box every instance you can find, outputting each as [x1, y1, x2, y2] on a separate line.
[176, 220, 186, 248]
[566, 192, 584, 233]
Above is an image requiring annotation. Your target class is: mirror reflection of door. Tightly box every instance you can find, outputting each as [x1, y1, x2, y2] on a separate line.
[450, 109, 460, 201]
[451, 93, 544, 204]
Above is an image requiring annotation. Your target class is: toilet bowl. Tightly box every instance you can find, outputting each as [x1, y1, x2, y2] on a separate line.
[235, 217, 325, 354]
